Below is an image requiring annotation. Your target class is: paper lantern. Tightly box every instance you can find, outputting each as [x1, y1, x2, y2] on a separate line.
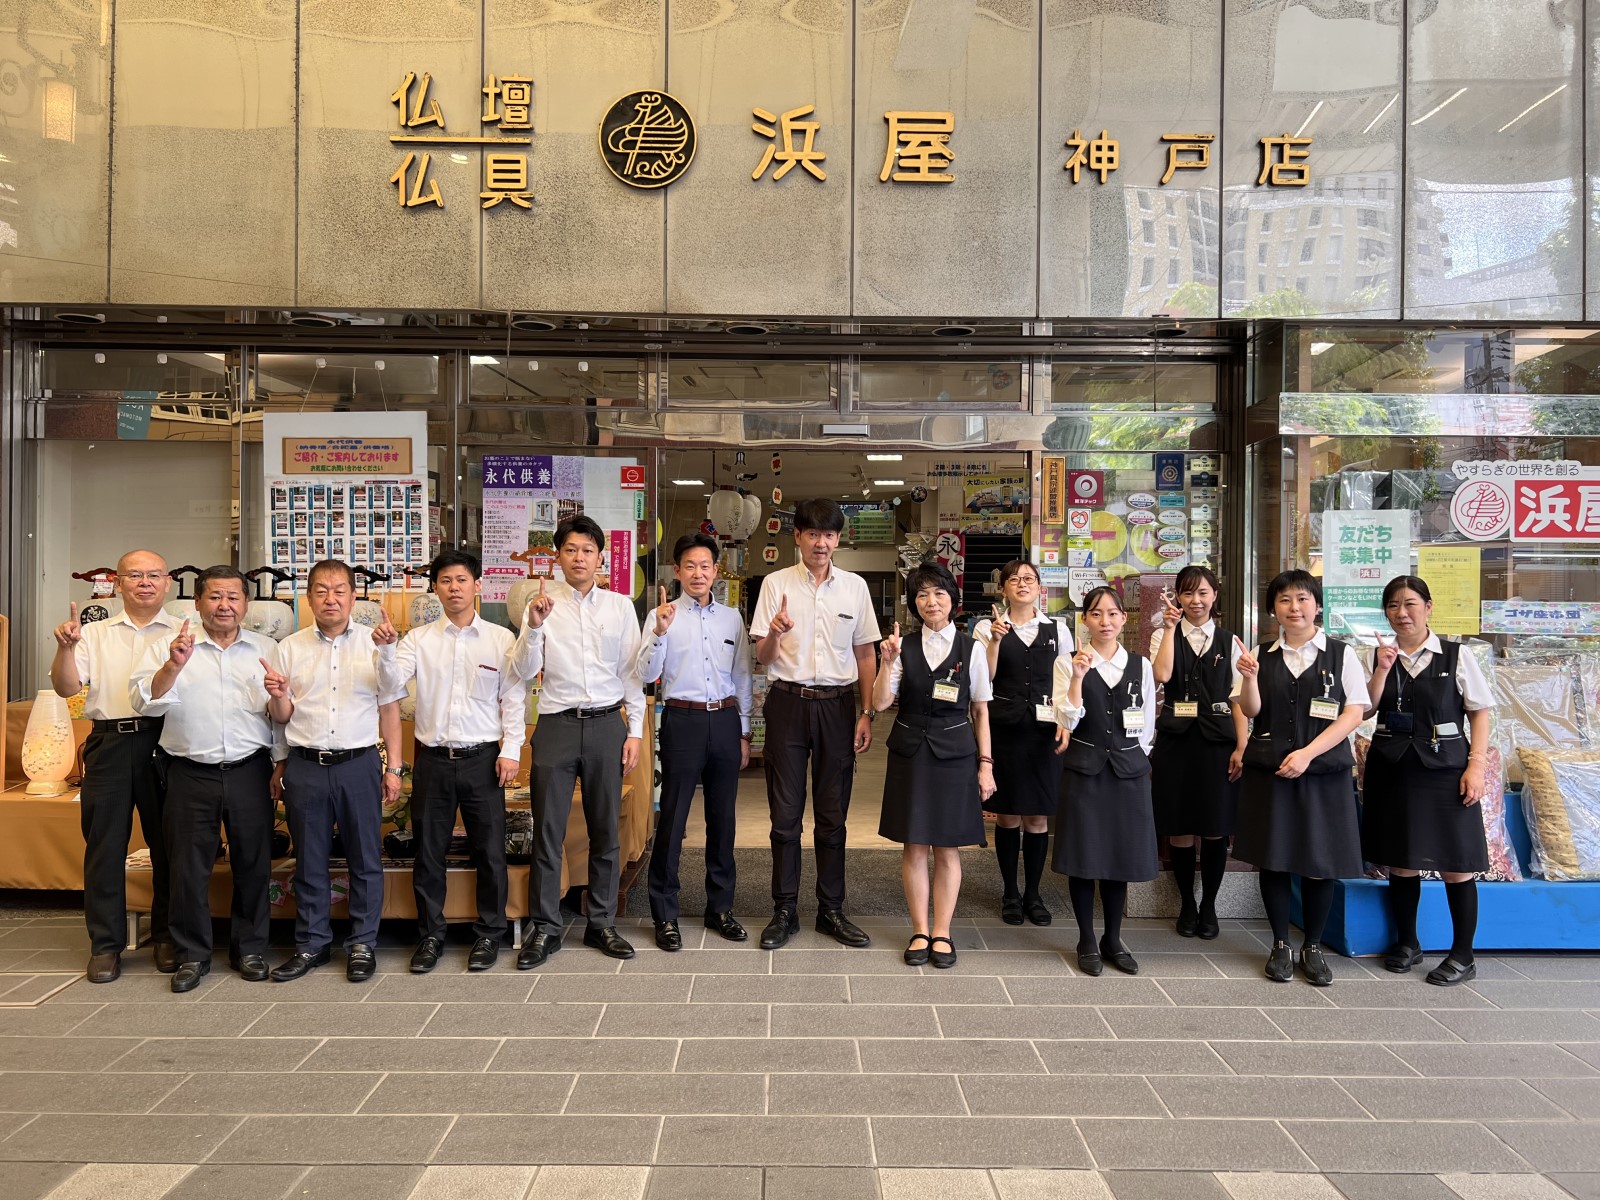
[506, 577, 542, 630]
[21, 690, 74, 796]
[738, 493, 763, 540]
[707, 490, 744, 538]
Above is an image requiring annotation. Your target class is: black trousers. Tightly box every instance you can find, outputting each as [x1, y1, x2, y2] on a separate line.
[529, 710, 626, 936]
[412, 746, 508, 941]
[80, 721, 169, 954]
[649, 706, 741, 924]
[762, 688, 856, 911]
[284, 748, 384, 951]
[163, 751, 274, 963]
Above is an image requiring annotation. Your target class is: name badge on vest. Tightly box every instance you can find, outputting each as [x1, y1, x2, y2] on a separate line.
[1035, 696, 1055, 723]
[1308, 698, 1341, 721]
[932, 681, 961, 704]
[1123, 705, 1147, 732]
[1172, 701, 1199, 719]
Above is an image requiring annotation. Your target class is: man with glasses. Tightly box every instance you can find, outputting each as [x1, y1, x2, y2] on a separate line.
[51, 550, 182, 983]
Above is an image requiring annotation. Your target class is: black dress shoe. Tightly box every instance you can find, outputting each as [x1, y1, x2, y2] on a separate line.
[270, 946, 332, 982]
[583, 926, 636, 960]
[411, 936, 444, 974]
[1425, 957, 1476, 987]
[516, 932, 562, 970]
[655, 920, 683, 953]
[1264, 941, 1294, 983]
[1100, 936, 1139, 976]
[1176, 904, 1198, 938]
[86, 952, 121, 984]
[904, 934, 931, 966]
[228, 949, 270, 982]
[1300, 942, 1333, 987]
[152, 940, 180, 974]
[468, 938, 500, 971]
[816, 909, 871, 948]
[929, 935, 957, 970]
[171, 960, 211, 993]
[1023, 898, 1052, 927]
[1384, 944, 1423, 973]
[704, 912, 748, 942]
[760, 907, 799, 950]
[1076, 948, 1104, 976]
[346, 943, 377, 982]
[1000, 896, 1025, 925]
[1195, 909, 1220, 940]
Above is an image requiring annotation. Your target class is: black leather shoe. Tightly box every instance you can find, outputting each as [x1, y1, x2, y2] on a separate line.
[583, 926, 636, 960]
[1425, 957, 1476, 987]
[1300, 942, 1333, 987]
[270, 946, 332, 982]
[1195, 909, 1220, 940]
[1100, 936, 1139, 976]
[1264, 941, 1294, 983]
[929, 935, 957, 970]
[516, 932, 561, 969]
[760, 907, 799, 950]
[704, 912, 748, 942]
[904, 934, 931, 966]
[816, 909, 871, 948]
[1176, 903, 1198, 938]
[1076, 948, 1104, 977]
[1384, 944, 1423, 973]
[346, 943, 377, 982]
[228, 949, 269, 982]
[1023, 898, 1052, 927]
[152, 940, 180, 974]
[411, 936, 444, 974]
[1000, 896, 1024, 925]
[654, 920, 683, 953]
[468, 938, 500, 971]
[171, 960, 210, 993]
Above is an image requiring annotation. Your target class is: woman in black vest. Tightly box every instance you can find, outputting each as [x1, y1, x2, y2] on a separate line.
[1149, 565, 1246, 940]
[1052, 586, 1158, 976]
[1234, 570, 1369, 987]
[874, 563, 996, 969]
[1363, 575, 1494, 986]
[977, 559, 1075, 926]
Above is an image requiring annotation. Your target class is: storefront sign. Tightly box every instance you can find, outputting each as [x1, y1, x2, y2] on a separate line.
[1067, 470, 1103, 507]
[841, 503, 894, 543]
[1448, 460, 1600, 542]
[1041, 456, 1067, 525]
[387, 71, 534, 209]
[1154, 452, 1184, 491]
[1322, 510, 1411, 638]
[283, 437, 413, 475]
[1481, 602, 1600, 637]
[1416, 545, 1480, 635]
[599, 91, 696, 188]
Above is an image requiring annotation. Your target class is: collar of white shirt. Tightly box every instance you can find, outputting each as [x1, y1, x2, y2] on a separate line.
[680, 595, 717, 612]
[436, 613, 487, 637]
[1181, 619, 1214, 644]
[556, 579, 607, 608]
[1399, 632, 1444, 662]
[1089, 644, 1129, 670]
[921, 623, 957, 650]
[192, 626, 252, 651]
[109, 609, 179, 632]
[1270, 629, 1328, 656]
[793, 561, 836, 590]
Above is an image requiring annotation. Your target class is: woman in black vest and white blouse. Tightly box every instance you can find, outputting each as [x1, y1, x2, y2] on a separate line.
[1363, 574, 1494, 986]
[1233, 570, 1369, 987]
[874, 563, 996, 970]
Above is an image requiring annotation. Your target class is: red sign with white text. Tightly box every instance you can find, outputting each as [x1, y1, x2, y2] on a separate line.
[1513, 479, 1600, 540]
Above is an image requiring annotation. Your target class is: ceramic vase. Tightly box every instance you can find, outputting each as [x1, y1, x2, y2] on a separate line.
[21, 690, 74, 796]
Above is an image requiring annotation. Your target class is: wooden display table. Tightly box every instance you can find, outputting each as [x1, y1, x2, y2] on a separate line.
[0, 784, 150, 890]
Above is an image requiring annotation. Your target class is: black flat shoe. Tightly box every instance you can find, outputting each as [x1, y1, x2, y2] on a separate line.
[929, 936, 957, 969]
[410, 936, 444, 974]
[816, 909, 871, 948]
[583, 926, 636, 960]
[1023, 898, 1052, 927]
[1195, 909, 1220, 940]
[654, 920, 683, 953]
[346, 943, 377, 982]
[1264, 941, 1294, 983]
[760, 907, 799, 950]
[170, 960, 210, 994]
[704, 912, 748, 942]
[1176, 904, 1198, 938]
[1384, 944, 1423, 973]
[1426, 957, 1477, 987]
[1000, 896, 1024, 925]
[516, 932, 561, 969]
[1076, 948, 1104, 977]
[270, 946, 332, 982]
[904, 933, 931, 966]
[1299, 942, 1333, 987]
[468, 938, 500, 971]
[1100, 936, 1139, 976]
[228, 951, 269, 982]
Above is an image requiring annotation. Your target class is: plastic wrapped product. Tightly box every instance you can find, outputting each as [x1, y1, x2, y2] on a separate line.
[1517, 747, 1600, 881]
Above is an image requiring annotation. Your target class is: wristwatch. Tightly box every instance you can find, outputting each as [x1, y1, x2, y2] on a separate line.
[385, 766, 404, 778]
[861, 708, 877, 722]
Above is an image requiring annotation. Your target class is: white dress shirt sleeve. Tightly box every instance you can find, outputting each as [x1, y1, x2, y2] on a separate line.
[637, 610, 668, 684]
[619, 602, 647, 740]
[497, 636, 528, 760]
[733, 612, 754, 736]
[510, 613, 545, 681]
[851, 576, 883, 644]
[378, 631, 419, 701]
[1137, 657, 1157, 754]
[1338, 642, 1371, 712]
[749, 574, 783, 640]
[1455, 645, 1495, 712]
[1148, 625, 1167, 659]
[973, 619, 996, 648]
[969, 641, 993, 703]
[1053, 657, 1082, 729]
[128, 637, 174, 715]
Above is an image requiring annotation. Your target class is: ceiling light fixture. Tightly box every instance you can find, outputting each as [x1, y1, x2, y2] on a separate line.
[470, 355, 499, 365]
[866, 453, 903, 461]
[872, 479, 905, 487]
[671, 478, 706, 486]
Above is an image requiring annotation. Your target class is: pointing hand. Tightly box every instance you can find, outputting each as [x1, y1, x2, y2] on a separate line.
[1374, 632, 1398, 672]
[168, 619, 195, 668]
[527, 576, 555, 629]
[880, 621, 902, 663]
[1233, 635, 1259, 679]
[53, 601, 83, 649]
[260, 657, 289, 698]
[991, 604, 1011, 640]
[372, 613, 399, 646]
[653, 585, 676, 636]
[769, 592, 794, 636]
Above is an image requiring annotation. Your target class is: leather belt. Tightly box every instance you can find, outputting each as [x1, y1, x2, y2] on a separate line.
[770, 680, 853, 700]
[664, 696, 739, 712]
[550, 703, 622, 720]
[290, 745, 374, 766]
[178, 748, 269, 771]
[93, 717, 158, 734]
[418, 742, 495, 760]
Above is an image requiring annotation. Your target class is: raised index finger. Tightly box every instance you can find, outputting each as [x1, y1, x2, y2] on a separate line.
[259, 657, 273, 673]
[659, 586, 667, 606]
[69, 601, 78, 621]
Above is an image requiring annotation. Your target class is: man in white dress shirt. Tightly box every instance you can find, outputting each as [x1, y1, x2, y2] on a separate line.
[380, 550, 525, 973]
[511, 515, 646, 967]
[50, 548, 182, 983]
[130, 566, 287, 992]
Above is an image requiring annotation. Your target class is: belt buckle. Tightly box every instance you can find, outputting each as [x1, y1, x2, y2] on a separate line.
[574, 708, 591, 720]
[799, 686, 820, 700]
[116, 719, 139, 734]
[317, 749, 335, 766]
[446, 746, 467, 760]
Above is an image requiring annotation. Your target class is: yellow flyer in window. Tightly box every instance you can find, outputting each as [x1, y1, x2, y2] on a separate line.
[1417, 545, 1480, 635]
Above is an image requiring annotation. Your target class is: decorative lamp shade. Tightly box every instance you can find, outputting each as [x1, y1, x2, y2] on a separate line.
[21, 690, 74, 795]
[242, 601, 293, 642]
[505, 578, 541, 630]
[164, 599, 197, 623]
[350, 599, 386, 629]
[735, 493, 763, 541]
[409, 593, 444, 628]
[707, 490, 744, 539]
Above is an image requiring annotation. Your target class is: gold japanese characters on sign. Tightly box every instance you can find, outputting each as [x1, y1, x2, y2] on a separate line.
[387, 71, 534, 210]
[599, 91, 697, 188]
[752, 105, 827, 182]
[1062, 130, 1312, 188]
[880, 111, 955, 183]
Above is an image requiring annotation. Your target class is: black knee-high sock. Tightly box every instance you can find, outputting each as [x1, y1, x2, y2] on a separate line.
[1444, 879, 1478, 964]
[1300, 877, 1336, 945]
[1169, 843, 1197, 912]
[1068, 876, 1097, 950]
[1199, 838, 1229, 914]
[1100, 880, 1128, 948]
[994, 825, 1022, 899]
[1021, 831, 1049, 902]
[1387, 873, 1422, 950]
[1259, 869, 1292, 944]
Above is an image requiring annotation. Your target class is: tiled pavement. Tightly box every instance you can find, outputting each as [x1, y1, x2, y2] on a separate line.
[0, 912, 1598, 1200]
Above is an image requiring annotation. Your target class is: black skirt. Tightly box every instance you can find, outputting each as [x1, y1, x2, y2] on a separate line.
[1051, 766, 1159, 882]
[1151, 725, 1239, 838]
[1361, 750, 1489, 873]
[879, 743, 987, 848]
[984, 717, 1060, 816]
[1234, 766, 1363, 879]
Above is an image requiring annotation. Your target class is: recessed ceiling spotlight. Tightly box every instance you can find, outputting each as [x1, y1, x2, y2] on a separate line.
[56, 311, 105, 324]
[288, 313, 339, 328]
[510, 315, 557, 331]
[933, 325, 976, 337]
[724, 322, 769, 335]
